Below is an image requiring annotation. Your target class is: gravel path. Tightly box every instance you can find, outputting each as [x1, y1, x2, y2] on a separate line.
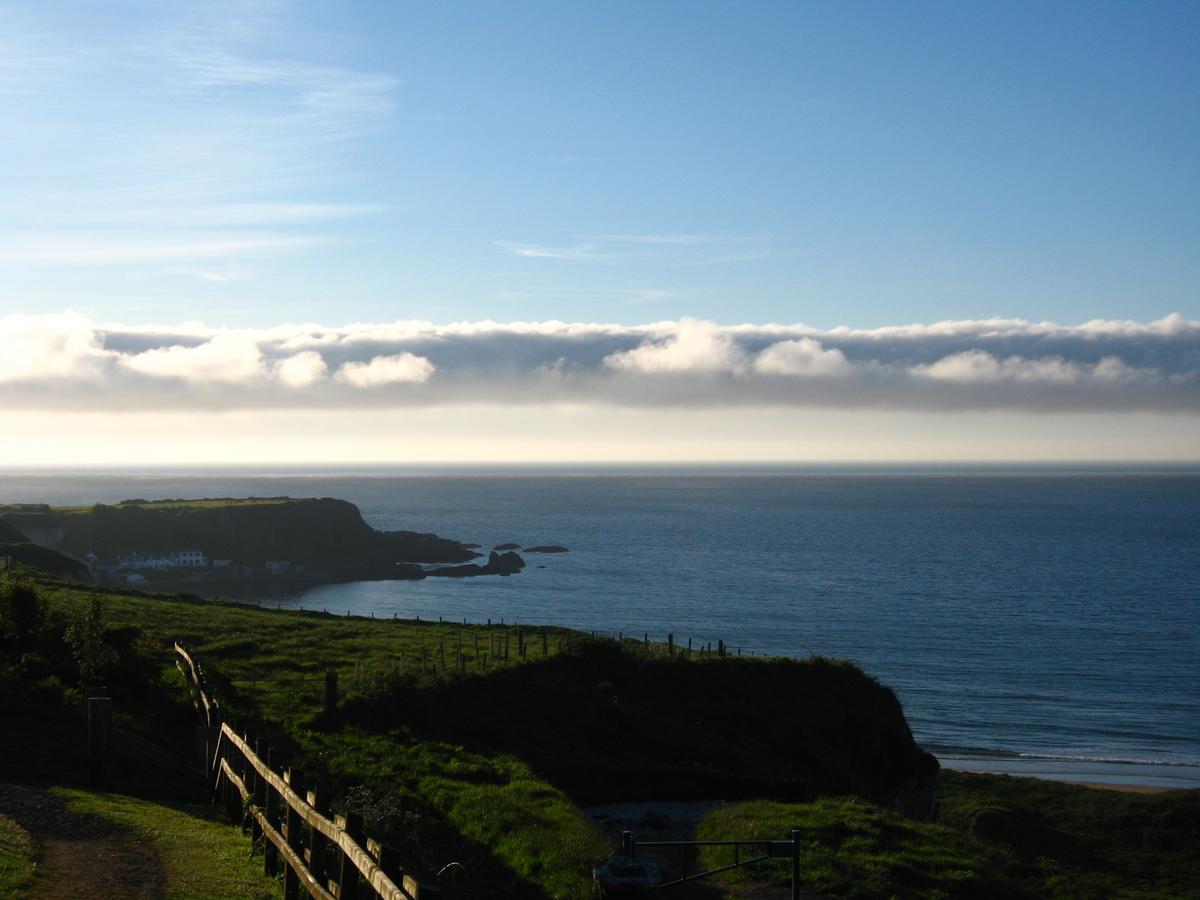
[0, 783, 166, 899]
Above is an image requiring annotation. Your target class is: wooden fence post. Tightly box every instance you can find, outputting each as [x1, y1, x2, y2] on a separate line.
[194, 724, 210, 775]
[667, 633, 674, 656]
[306, 790, 329, 890]
[324, 668, 338, 716]
[252, 738, 269, 847]
[373, 842, 404, 895]
[87, 694, 112, 788]
[264, 748, 280, 876]
[242, 731, 256, 828]
[337, 811, 365, 899]
[283, 769, 304, 899]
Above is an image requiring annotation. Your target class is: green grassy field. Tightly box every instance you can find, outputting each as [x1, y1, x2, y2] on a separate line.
[54, 788, 278, 900]
[698, 796, 1022, 899]
[31, 581, 933, 898]
[696, 774, 1200, 900]
[937, 771, 1200, 899]
[12, 578, 1199, 900]
[0, 813, 36, 896]
[30, 583, 621, 898]
[40, 582, 581, 732]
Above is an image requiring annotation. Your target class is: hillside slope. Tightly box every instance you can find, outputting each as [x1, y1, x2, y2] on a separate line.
[0, 497, 476, 570]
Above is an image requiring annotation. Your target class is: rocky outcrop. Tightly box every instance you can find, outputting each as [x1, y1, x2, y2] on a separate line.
[428, 550, 526, 578]
[493, 543, 521, 551]
[524, 545, 569, 553]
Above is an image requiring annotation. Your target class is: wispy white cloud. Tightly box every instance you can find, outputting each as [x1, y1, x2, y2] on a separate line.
[583, 233, 732, 245]
[0, 233, 329, 268]
[1, 312, 1197, 413]
[497, 287, 673, 306]
[0, 2, 398, 271]
[497, 233, 774, 266]
[494, 241, 616, 262]
[63, 202, 385, 228]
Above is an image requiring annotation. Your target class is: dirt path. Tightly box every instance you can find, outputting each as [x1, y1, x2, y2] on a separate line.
[0, 783, 166, 899]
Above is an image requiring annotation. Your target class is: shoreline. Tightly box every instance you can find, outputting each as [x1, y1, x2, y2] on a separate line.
[939, 754, 1200, 791]
[1061, 781, 1173, 794]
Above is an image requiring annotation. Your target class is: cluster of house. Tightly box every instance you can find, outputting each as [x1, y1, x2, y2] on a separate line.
[85, 549, 299, 583]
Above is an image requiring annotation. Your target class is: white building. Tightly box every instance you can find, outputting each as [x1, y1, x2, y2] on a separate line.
[115, 549, 208, 570]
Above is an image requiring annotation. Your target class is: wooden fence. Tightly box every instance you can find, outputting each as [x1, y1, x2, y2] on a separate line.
[175, 643, 437, 900]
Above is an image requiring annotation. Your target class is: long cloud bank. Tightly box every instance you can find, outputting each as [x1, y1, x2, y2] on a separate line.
[2, 312, 1198, 413]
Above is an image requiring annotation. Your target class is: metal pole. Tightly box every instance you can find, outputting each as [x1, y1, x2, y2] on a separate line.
[791, 828, 801, 900]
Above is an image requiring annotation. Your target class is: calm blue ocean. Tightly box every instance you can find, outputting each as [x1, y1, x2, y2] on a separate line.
[3, 466, 1198, 788]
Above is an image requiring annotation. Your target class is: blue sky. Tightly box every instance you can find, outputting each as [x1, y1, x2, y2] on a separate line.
[3, 1, 1200, 464]
[2, 0, 1196, 329]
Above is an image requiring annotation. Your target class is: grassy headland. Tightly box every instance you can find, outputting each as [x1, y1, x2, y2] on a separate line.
[5, 572, 1197, 898]
[20, 577, 933, 897]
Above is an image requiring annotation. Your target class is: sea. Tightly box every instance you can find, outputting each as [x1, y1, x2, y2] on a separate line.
[2, 465, 1197, 790]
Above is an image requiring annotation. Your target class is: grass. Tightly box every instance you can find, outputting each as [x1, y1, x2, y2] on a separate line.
[39, 582, 578, 711]
[30, 582, 935, 898]
[0, 813, 36, 896]
[697, 776, 1200, 900]
[937, 770, 1200, 899]
[34, 584, 615, 899]
[299, 730, 609, 899]
[27, 581, 1199, 900]
[697, 797, 1023, 899]
[54, 787, 278, 899]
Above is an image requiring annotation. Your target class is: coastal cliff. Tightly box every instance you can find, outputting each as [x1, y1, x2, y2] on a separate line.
[0, 518, 90, 580]
[0, 498, 482, 583]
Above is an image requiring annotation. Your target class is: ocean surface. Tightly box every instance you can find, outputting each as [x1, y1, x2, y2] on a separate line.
[3, 465, 1198, 789]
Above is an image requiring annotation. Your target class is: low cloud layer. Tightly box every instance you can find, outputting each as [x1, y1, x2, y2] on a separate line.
[2, 312, 1197, 413]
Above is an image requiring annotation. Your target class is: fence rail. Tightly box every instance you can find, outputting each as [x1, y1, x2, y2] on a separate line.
[175, 641, 220, 728]
[174, 642, 437, 900]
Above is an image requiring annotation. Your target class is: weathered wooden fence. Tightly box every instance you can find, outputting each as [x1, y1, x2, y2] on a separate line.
[175, 643, 437, 899]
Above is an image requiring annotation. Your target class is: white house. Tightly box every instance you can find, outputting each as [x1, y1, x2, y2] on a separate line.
[173, 549, 207, 567]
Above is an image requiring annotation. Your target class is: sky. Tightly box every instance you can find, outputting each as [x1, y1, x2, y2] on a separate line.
[2, 0, 1199, 464]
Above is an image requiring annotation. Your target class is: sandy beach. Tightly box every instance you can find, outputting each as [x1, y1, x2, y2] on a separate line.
[1065, 781, 1174, 794]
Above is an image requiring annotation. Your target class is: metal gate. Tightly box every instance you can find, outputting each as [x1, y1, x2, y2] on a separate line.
[617, 828, 804, 898]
